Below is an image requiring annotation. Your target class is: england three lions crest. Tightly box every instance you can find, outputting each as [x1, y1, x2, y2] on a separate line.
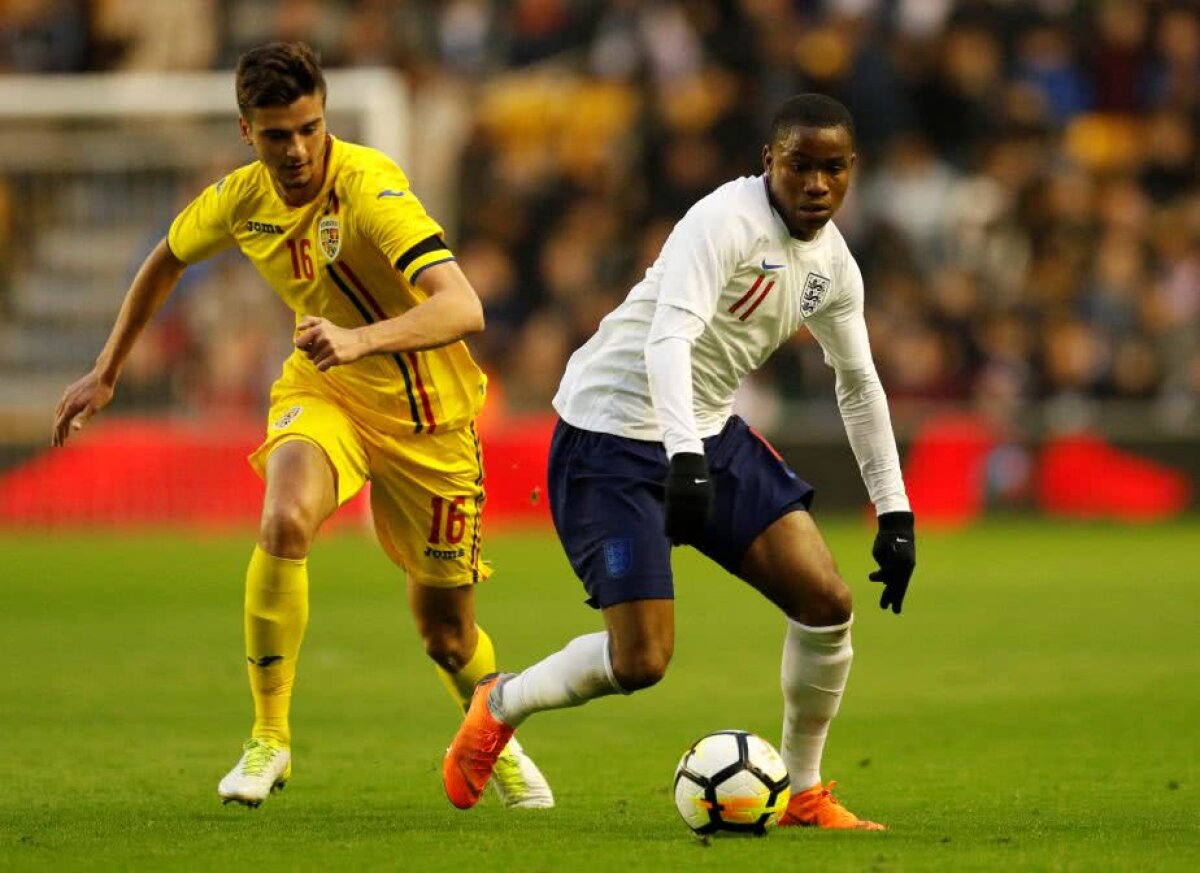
[318, 216, 341, 261]
[800, 272, 831, 317]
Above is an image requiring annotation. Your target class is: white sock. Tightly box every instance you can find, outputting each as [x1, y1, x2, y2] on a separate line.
[780, 616, 854, 790]
[491, 631, 624, 727]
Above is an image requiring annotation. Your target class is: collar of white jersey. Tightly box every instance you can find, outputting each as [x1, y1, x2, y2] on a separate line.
[759, 174, 828, 250]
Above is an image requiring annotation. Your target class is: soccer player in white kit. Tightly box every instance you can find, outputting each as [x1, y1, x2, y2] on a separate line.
[444, 94, 916, 829]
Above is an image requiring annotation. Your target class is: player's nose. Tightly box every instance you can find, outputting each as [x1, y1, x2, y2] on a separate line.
[802, 172, 829, 194]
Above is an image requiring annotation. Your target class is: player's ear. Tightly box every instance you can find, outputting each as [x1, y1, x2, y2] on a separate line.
[238, 115, 253, 146]
[762, 144, 773, 177]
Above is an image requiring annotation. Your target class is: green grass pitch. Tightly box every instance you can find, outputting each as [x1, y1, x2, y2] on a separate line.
[2, 519, 1198, 871]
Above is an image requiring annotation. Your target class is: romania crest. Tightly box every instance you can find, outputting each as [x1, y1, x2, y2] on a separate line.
[318, 215, 341, 261]
[272, 405, 303, 429]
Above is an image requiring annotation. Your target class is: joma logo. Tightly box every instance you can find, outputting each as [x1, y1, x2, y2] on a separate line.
[245, 220, 285, 234]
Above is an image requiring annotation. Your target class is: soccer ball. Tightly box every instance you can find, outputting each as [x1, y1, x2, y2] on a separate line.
[673, 730, 791, 836]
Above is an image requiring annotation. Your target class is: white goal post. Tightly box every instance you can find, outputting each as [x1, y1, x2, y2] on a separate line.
[0, 69, 409, 166]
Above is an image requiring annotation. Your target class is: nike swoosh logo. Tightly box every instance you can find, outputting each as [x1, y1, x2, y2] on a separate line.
[894, 538, 910, 543]
[377, 189, 406, 199]
[249, 655, 283, 667]
[760, 259, 784, 271]
[693, 478, 709, 485]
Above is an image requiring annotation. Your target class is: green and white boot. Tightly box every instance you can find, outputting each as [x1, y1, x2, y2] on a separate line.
[491, 736, 554, 809]
[218, 738, 291, 807]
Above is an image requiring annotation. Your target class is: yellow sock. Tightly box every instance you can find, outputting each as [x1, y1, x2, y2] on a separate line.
[244, 545, 309, 746]
[436, 626, 496, 712]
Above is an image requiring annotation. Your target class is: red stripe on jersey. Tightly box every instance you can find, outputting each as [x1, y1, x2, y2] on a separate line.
[406, 351, 438, 434]
[338, 261, 387, 320]
[339, 261, 439, 433]
[739, 280, 775, 321]
[325, 263, 425, 432]
[729, 274, 765, 315]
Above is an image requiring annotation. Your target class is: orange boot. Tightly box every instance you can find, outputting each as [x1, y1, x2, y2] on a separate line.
[443, 674, 514, 809]
[777, 781, 886, 830]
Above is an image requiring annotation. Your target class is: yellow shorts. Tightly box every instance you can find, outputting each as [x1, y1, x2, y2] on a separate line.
[248, 387, 490, 588]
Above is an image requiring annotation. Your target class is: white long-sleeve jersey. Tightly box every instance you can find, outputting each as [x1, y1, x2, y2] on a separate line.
[553, 174, 909, 514]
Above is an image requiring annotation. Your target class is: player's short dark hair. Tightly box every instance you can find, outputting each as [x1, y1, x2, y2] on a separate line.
[235, 41, 326, 117]
[769, 94, 855, 146]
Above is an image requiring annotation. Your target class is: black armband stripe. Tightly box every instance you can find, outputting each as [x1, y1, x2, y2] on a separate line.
[409, 256, 456, 284]
[395, 234, 449, 273]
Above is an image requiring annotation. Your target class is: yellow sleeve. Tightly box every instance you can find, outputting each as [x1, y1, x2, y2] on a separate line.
[352, 165, 455, 284]
[167, 176, 237, 265]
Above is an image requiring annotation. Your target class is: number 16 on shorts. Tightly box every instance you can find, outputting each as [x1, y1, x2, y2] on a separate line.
[428, 496, 467, 546]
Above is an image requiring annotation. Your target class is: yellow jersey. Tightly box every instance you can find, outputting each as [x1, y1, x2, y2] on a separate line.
[167, 137, 485, 434]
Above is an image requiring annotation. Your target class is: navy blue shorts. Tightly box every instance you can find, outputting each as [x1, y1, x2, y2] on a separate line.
[547, 416, 814, 609]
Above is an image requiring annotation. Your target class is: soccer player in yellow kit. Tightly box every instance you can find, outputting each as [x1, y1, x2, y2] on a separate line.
[52, 42, 553, 810]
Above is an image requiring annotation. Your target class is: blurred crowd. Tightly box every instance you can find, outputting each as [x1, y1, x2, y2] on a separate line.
[3, 0, 1199, 435]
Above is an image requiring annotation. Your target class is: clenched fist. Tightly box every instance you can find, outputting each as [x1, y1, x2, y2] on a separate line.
[295, 316, 370, 371]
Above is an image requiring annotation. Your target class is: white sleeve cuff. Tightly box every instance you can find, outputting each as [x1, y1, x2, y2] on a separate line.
[874, 493, 912, 515]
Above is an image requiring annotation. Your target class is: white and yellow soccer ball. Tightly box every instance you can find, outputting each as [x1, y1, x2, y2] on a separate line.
[673, 730, 791, 836]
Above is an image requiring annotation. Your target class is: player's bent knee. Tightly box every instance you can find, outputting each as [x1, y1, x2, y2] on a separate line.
[789, 571, 852, 626]
[610, 649, 672, 692]
[420, 626, 474, 673]
[808, 575, 853, 626]
[259, 504, 319, 558]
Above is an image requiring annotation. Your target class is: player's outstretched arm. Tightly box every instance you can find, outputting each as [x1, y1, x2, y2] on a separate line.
[52, 239, 187, 446]
[295, 260, 484, 371]
[805, 272, 915, 612]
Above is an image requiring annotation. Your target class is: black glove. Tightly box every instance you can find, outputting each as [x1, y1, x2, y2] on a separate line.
[663, 452, 714, 546]
[870, 511, 916, 614]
